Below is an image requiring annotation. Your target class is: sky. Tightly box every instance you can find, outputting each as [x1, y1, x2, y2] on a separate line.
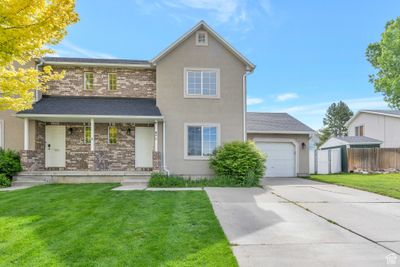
[52, 0, 400, 130]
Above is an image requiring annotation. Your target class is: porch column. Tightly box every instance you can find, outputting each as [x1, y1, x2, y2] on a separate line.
[24, 118, 29, 150]
[154, 121, 158, 152]
[90, 119, 95, 151]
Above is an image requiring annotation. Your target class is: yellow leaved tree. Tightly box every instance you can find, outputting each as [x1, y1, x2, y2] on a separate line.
[0, 0, 79, 111]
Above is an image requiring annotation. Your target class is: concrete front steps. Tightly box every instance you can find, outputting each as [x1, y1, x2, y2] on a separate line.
[12, 171, 151, 187]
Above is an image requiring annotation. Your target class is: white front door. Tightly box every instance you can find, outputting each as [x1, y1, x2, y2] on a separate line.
[256, 142, 296, 177]
[135, 127, 154, 168]
[45, 125, 66, 168]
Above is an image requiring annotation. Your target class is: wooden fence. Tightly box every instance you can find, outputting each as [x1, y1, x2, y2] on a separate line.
[347, 148, 400, 171]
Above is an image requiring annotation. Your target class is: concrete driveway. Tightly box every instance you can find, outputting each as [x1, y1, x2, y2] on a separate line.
[205, 178, 400, 267]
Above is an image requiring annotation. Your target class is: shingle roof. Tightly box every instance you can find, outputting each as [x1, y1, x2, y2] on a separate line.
[246, 112, 314, 133]
[335, 136, 382, 144]
[363, 109, 400, 116]
[42, 57, 150, 65]
[18, 96, 161, 117]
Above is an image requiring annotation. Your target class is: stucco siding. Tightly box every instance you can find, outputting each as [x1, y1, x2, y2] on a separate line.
[247, 133, 310, 176]
[156, 30, 247, 176]
[348, 113, 400, 148]
[0, 111, 36, 151]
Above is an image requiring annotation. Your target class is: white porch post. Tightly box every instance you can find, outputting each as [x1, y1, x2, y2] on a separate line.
[24, 118, 29, 150]
[154, 121, 158, 152]
[90, 119, 95, 151]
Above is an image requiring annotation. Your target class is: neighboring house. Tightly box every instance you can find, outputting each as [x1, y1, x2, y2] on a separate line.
[0, 21, 314, 179]
[247, 112, 314, 177]
[346, 110, 400, 148]
[320, 136, 382, 150]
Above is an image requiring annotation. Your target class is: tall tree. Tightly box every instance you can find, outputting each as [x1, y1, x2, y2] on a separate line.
[317, 127, 331, 148]
[366, 17, 400, 109]
[0, 0, 79, 111]
[323, 101, 353, 137]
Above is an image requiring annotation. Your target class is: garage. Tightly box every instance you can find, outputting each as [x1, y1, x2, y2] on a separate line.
[256, 142, 296, 177]
[246, 112, 315, 177]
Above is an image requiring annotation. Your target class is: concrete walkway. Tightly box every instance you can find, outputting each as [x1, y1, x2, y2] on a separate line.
[205, 178, 400, 267]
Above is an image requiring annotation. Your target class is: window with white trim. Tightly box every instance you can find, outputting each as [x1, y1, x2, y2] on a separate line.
[84, 126, 91, 144]
[355, 125, 364, 136]
[196, 31, 208, 46]
[186, 69, 219, 97]
[84, 72, 94, 90]
[186, 124, 218, 157]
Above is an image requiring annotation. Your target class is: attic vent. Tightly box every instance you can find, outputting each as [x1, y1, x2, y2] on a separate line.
[196, 31, 208, 46]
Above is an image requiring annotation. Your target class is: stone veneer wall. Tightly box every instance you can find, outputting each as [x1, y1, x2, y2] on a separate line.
[45, 66, 156, 98]
[21, 121, 160, 171]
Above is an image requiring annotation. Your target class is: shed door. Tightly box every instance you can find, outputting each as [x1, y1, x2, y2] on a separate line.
[256, 142, 296, 177]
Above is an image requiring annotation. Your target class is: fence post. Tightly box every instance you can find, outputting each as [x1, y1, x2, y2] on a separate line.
[328, 149, 332, 174]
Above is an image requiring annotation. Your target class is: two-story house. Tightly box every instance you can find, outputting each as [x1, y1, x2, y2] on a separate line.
[0, 21, 313, 182]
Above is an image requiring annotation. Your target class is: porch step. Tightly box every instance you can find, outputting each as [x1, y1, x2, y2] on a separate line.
[121, 178, 150, 187]
[13, 171, 152, 184]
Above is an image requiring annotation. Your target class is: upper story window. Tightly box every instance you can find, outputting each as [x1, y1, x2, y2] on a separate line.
[185, 68, 220, 98]
[84, 72, 94, 91]
[108, 73, 117, 91]
[196, 31, 208, 46]
[355, 125, 364, 136]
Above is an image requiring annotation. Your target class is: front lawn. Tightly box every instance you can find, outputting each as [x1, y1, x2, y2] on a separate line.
[309, 173, 400, 199]
[0, 184, 237, 266]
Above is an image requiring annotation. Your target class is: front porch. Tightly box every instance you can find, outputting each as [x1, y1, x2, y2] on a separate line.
[16, 96, 164, 174]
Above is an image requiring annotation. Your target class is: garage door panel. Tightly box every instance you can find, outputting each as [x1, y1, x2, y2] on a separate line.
[256, 142, 296, 177]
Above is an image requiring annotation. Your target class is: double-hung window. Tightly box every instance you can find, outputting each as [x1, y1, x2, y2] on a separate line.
[84, 126, 91, 144]
[185, 68, 219, 98]
[84, 72, 94, 90]
[108, 126, 117, 144]
[185, 124, 219, 159]
[108, 73, 117, 91]
[355, 125, 364, 136]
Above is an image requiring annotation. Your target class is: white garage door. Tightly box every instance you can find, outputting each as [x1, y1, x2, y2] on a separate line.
[256, 142, 296, 177]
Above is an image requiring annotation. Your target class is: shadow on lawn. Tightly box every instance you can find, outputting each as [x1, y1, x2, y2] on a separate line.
[0, 184, 237, 266]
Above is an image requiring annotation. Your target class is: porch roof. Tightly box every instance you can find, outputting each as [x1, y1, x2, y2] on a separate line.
[17, 96, 163, 122]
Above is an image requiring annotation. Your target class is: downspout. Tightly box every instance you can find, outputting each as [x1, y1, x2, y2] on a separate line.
[162, 120, 170, 175]
[35, 58, 45, 102]
[243, 67, 254, 141]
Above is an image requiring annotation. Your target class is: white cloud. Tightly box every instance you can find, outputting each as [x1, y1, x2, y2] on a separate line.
[247, 97, 263, 105]
[276, 93, 298, 102]
[51, 41, 115, 59]
[279, 97, 387, 115]
[135, 0, 272, 29]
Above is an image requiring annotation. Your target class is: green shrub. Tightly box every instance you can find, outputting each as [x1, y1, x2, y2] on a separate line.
[0, 149, 22, 178]
[149, 172, 257, 187]
[209, 141, 266, 186]
[0, 173, 11, 187]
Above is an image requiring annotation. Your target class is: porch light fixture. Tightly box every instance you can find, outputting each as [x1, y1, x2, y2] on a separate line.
[301, 142, 306, 149]
[68, 127, 73, 135]
[127, 128, 131, 135]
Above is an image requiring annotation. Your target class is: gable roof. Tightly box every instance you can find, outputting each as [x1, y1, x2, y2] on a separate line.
[42, 57, 152, 68]
[151, 21, 255, 71]
[346, 109, 400, 126]
[246, 112, 315, 134]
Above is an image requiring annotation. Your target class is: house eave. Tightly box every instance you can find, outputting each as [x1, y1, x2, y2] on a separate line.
[43, 61, 154, 69]
[247, 130, 315, 135]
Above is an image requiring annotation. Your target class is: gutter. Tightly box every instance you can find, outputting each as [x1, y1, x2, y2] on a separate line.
[243, 67, 255, 141]
[44, 61, 154, 69]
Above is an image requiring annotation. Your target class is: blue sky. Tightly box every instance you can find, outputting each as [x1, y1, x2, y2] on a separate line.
[52, 0, 400, 130]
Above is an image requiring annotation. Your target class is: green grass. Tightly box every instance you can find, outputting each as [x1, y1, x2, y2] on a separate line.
[309, 173, 400, 199]
[0, 184, 237, 267]
[149, 173, 259, 188]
